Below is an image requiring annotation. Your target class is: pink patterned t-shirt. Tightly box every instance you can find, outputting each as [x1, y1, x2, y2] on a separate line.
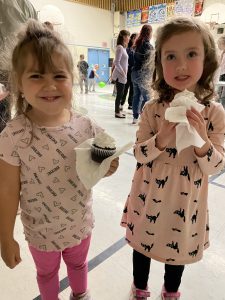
[0, 111, 103, 251]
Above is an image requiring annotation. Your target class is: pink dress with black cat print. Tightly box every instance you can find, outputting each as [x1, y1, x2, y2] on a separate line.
[121, 100, 225, 265]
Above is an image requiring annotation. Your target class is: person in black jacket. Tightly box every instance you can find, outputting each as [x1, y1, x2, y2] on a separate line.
[121, 33, 138, 110]
[0, 0, 37, 132]
[131, 25, 154, 124]
[0, 72, 10, 133]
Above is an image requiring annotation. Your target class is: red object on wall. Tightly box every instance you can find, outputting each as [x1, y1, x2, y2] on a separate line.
[194, 0, 204, 16]
[141, 6, 149, 24]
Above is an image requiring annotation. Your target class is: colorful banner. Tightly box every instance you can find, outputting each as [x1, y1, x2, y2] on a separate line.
[149, 4, 167, 24]
[141, 6, 149, 24]
[127, 9, 141, 27]
[194, 0, 204, 16]
[127, 10, 134, 27]
[167, 2, 175, 19]
[175, 0, 194, 16]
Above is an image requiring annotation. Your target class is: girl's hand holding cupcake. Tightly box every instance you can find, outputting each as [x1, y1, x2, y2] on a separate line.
[104, 157, 119, 177]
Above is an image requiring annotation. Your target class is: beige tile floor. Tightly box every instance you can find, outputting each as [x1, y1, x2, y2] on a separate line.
[0, 85, 225, 300]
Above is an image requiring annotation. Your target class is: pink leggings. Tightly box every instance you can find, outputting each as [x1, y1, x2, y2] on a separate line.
[29, 235, 91, 300]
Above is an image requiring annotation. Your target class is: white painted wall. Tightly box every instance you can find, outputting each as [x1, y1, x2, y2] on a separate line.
[200, 0, 225, 23]
[29, 0, 113, 49]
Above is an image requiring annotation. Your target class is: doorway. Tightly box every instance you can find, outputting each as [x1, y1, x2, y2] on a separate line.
[88, 48, 110, 83]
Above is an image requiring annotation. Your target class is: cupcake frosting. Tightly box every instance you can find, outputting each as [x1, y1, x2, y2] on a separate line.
[0, 83, 5, 94]
[93, 132, 116, 149]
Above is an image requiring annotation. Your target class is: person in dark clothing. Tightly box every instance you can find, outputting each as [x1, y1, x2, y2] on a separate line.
[0, 0, 37, 132]
[77, 54, 89, 94]
[121, 33, 138, 110]
[131, 25, 154, 124]
[217, 36, 225, 108]
[0, 71, 10, 133]
[112, 30, 130, 118]
[88, 64, 99, 92]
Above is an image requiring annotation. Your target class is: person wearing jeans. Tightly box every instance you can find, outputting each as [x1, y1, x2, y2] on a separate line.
[131, 24, 154, 124]
[131, 69, 150, 121]
[77, 54, 89, 94]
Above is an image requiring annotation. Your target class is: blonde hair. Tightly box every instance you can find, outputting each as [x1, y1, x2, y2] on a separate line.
[10, 19, 74, 116]
[152, 17, 218, 103]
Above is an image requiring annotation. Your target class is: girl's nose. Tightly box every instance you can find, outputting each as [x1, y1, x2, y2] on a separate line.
[43, 78, 57, 91]
[176, 60, 187, 72]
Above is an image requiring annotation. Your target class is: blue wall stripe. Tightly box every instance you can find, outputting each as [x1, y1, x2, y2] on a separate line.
[210, 181, 225, 189]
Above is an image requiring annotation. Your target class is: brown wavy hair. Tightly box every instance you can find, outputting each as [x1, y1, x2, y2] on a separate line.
[10, 19, 74, 116]
[152, 17, 218, 103]
[116, 30, 130, 47]
[134, 24, 152, 50]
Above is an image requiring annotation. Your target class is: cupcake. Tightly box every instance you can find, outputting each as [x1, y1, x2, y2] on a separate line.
[91, 132, 116, 163]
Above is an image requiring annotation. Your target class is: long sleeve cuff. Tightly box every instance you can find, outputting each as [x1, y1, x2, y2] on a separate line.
[196, 144, 225, 175]
[134, 134, 164, 164]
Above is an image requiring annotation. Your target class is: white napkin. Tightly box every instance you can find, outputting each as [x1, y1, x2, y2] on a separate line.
[165, 90, 205, 153]
[75, 138, 133, 190]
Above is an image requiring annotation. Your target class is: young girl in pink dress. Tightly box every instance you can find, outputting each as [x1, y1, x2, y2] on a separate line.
[121, 17, 225, 300]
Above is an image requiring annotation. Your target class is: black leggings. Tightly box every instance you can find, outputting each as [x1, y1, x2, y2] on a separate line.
[133, 250, 185, 292]
[115, 80, 125, 113]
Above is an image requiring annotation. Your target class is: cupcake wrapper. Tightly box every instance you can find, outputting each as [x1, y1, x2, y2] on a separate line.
[91, 146, 116, 163]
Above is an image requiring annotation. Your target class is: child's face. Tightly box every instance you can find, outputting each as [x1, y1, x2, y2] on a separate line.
[161, 31, 204, 93]
[20, 52, 73, 120]
[124, 35, 130, 47]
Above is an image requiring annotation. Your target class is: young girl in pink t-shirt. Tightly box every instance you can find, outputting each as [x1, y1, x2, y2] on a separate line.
[0, 20, 118, 300]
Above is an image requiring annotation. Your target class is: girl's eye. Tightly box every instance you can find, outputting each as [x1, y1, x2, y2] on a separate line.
[166, 54, 175, 61]
[55, 74, 67, 79]
[30, 74, 42, 79]
[188, 51, 197, 58]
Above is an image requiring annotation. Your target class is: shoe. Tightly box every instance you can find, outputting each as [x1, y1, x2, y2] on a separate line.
[129, 283, 150, 299]
[128, 105, 132, 110]
[115, 113, 126, 118]
[132, 118, 138, 124]
[161, 286, 180, 300]
[70, 290, 92, 300]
